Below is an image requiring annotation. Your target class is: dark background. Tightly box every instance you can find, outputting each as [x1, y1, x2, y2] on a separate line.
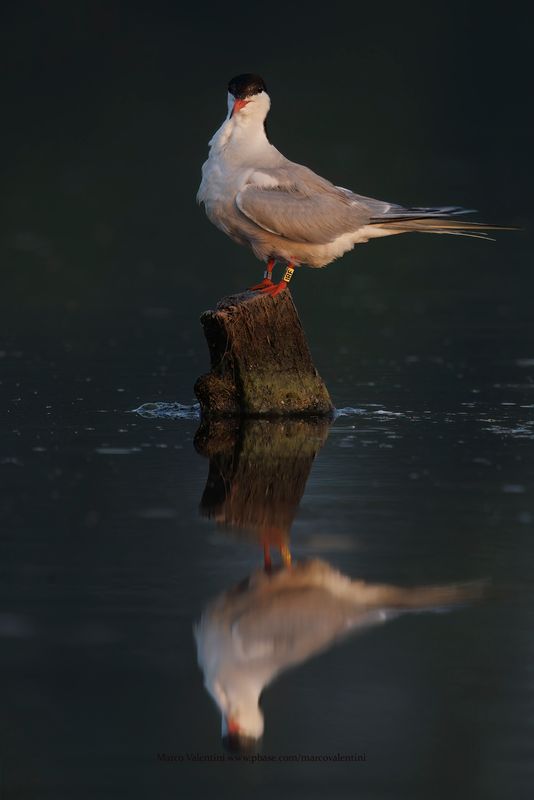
[1, 2, 533, 799]
[2, 0, 532, 332]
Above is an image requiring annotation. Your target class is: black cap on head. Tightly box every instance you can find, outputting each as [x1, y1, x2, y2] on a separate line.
[228, 74, 267, 100]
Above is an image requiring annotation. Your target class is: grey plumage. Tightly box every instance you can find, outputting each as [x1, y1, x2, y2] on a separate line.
[195, 558, 486, 741]
[197, 80, 514, 272]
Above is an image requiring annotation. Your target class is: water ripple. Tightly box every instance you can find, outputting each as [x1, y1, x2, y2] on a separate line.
[333, 407, 367, 418]
[130, 402, 201, 420]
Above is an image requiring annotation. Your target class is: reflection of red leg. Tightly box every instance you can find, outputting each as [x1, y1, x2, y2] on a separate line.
[259, 263, 295, 296]
[280, 544, 292, 568]
[263, 542, 272, 572]
[249, 259, 275, 291]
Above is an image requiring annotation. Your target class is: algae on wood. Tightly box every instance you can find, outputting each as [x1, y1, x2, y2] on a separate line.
[194, 290, 333, 417]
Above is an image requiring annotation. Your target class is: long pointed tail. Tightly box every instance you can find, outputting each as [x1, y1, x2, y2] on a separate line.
[370, 207, 518, 241]
[345, 577, 488, 610]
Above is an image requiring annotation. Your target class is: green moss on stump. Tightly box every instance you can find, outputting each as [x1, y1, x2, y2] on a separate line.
[194, 290, 333, 417]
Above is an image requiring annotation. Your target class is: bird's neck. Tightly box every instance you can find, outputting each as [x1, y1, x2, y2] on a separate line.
[209, 114, 271, 162]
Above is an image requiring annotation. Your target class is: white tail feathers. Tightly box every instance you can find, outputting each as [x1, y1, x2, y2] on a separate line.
[345, 577, 489, 610]
[371, 208, 519, 241]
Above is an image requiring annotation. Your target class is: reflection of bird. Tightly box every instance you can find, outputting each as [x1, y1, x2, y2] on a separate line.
[197, 73, 512, 296]
[194, 559, 484, 749]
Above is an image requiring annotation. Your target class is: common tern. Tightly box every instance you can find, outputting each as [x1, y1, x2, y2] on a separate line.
[195, 559, 485, 749]
[197, 73, 511, 295]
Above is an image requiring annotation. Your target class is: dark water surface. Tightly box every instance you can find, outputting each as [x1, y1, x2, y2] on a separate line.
[1, 293, 533, 799]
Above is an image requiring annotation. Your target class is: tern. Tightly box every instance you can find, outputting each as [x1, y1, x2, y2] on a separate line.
[197, 73, 512, 296]
[194, 559, 485, 750]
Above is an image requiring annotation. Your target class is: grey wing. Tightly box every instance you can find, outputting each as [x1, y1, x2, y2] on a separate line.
[232, 587, 385, 665]
[236, 165, 375, 245]
[336, 187, 406, 218]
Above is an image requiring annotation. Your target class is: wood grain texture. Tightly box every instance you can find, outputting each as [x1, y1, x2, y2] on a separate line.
[194, 290, 333, 417]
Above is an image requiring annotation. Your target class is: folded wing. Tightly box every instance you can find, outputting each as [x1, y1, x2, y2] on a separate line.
[236, 166, 374, 244]
[235, 163, 509, 245]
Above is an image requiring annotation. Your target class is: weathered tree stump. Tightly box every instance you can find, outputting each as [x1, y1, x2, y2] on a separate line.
[194, 290, 333, 417]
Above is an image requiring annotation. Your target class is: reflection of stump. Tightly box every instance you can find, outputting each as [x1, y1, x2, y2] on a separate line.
[194, 290, 333, 417]
[195, 417, 330, 548]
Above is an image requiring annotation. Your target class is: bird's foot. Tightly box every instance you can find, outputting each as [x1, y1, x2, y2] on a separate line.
[258, 280, 288, 297]
[249, 278, 274, 291]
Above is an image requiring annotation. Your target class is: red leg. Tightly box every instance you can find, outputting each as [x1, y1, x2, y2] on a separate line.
[259, 263, 295, 296]
[263, 541, 272, 572]
[249, 258, 275, 291]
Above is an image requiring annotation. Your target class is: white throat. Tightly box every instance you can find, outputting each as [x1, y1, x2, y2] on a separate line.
[210, 677, 265, 740]
[208, 91, 271, 157]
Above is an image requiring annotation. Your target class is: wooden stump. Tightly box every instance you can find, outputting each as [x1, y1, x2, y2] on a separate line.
[194, 290, 333, 417]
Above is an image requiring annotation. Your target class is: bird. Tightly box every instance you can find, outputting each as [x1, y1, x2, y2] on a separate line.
[194, 558, 485, 750]
[197, 73, 513, 296]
